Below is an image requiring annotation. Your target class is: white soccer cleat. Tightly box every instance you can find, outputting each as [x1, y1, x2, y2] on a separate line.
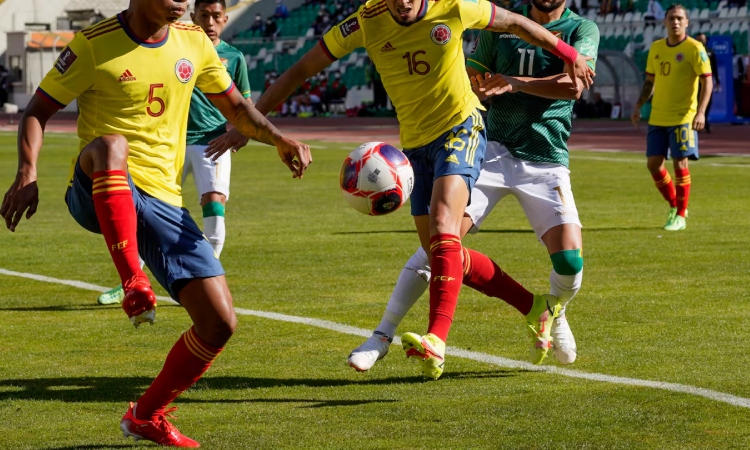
[347, 331, 392, 372]
[551, 314, 577, 364]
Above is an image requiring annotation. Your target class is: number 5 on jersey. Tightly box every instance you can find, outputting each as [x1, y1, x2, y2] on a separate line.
[148, 83, 165, 117]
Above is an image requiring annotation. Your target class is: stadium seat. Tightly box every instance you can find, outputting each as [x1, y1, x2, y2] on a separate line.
[738, 6, 748, 17]
[605, 13, 615, 23]
[699, 8, 710, 19]
[614, 13, 624, 23]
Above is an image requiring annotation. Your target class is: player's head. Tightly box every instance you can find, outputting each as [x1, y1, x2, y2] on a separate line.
[664, 4, 689, 39]
[531, 0, 567, 14]
[386, 0, 424, 25]
[191, 0, 228, 44]
[130, 0, 189, 23]
[694, 32, 707, 45]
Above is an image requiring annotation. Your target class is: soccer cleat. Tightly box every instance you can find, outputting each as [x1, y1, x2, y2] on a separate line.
[664, 207, 677, 228]
[121, 402, 200, 448]
[401, 332, 445, 380]
[664, 214, 686, 231]
[551, 314, 577, 364]
[347, 331, 392, 372]
[97, 285, 125, 305]
[525, 294, 562, 365]
[122, 283, 157, 328]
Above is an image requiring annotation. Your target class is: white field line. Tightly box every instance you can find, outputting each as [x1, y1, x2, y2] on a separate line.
[571, 154, 750, 168]
[2, 268, 750, 409]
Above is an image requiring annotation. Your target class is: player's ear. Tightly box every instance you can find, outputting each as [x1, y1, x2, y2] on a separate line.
[190, 12, 196, 23]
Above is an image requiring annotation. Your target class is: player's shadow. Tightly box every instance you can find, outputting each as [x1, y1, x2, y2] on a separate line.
[582, 226, 663, 232]
[334, 229, 535, 235]
[0, 370, 520, 403]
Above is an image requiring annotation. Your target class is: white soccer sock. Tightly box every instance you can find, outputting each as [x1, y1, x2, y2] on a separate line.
[203, 215, 226, 258]
[375, 247, 430, 338]
[549, 268, 583, 314]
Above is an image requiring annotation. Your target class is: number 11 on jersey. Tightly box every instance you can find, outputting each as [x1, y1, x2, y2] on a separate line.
[518, 48, 535, 76]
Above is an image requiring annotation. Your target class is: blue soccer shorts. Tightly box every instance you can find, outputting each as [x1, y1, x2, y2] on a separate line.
[404, 109, 487, 216]
[65, 158, 224, 300]
[646, 122, 700, 160]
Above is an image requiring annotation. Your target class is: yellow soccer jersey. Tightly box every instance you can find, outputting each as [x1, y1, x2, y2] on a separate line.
[38, 14, 234, 207]
[645, 36, 712, 127]
[321, 0, 495, 148]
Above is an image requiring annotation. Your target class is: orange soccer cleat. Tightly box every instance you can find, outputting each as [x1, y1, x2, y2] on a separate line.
[121, 402, 200, 448]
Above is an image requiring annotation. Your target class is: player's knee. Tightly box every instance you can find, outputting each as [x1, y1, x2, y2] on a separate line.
[550, 249, 584, 276]
[206, 312, 237, 346]
[86, 134, 129, 170]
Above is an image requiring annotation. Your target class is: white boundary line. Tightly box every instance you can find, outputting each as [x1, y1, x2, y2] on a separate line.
[2, 267, 750, 409]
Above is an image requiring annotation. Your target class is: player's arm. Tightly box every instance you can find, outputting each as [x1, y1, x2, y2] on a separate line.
[0, 95, 59, 231]
[694, 74, 713, 131]
[486, 5, 594, 88]
[693, 44, 714, 131]
[255, 44, 333, 115]
[207, 89, 311, 178]
[630, 73, 654, 128]
[468, 66, 582, 100]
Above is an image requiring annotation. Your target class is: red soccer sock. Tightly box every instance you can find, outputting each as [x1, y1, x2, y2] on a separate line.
[92, 170, 146, 290]
[427, 234, 464, 342]
[674, 168, 691, 217]
[135, 326, 223, 421]
[462, 248, 534, 315]
[651, 169, 677, 208]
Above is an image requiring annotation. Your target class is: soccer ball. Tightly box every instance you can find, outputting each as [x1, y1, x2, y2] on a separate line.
[340, 142, 414, 216]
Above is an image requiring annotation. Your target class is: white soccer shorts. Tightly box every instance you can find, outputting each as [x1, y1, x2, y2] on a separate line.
[182, 144, 231, 202]
[466, 141, 581, 240]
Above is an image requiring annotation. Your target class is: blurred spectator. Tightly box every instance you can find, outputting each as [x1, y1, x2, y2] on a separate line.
[590, 93, 613, 118]
[273, 0, 290, 19]
[323, 72, 347, 114]
[0, 65, 8, 106]
[250, 14, 264, 35]
[366, 59, 388, 110]
[733, 44, 746, 116]
[313, 12, 332, 36]
[644, 0, 665, 22]
[573, 97, 590, 118]
[263, 17, 278, 41]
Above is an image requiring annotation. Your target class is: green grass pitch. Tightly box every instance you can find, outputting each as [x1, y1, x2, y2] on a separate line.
[1, 131, 749, 449]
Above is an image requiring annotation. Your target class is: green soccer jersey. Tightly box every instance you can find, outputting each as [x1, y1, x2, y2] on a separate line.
[186, 40, 252, 145]
[466, 7, 599, 167]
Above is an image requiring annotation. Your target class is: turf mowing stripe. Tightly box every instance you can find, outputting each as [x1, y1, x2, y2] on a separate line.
[2, 267, 750, 410]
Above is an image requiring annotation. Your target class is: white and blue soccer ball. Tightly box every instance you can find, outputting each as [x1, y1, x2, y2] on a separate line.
[340, 142, 414, 216]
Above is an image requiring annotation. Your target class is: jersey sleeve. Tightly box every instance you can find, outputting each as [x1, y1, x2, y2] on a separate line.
[693, 42, 713, 77]
[466, 30, 495, 74]
[233, 53, 252, 99]
[37, 33, 95, 107]
[320, 12, 364, 61]
[459, 0, 495, 30]
[572, 20, 600, 71]
[195, 33, 235, 97]
[645, 44, 655, 76]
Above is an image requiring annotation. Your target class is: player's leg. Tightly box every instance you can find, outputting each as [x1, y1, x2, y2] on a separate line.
[71, 135, 155, 323]
[185, 144, 231, 257]
[96, 255, 145, 305]
[665, 122, 697, 231]
[460, 149, 561, 364]
[121, 196, 231, 447]
[646, 125, 677, 227]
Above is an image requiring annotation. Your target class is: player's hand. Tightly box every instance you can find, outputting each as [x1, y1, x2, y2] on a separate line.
[471, 72, 513, 99]
[567, 54, 595, 90]
[275, 136, 312, 179]
[0, 176, 39, 232]
[693, 112, 706, 131]
[630, 108, 642, 130]
[205, 128, 249, 161]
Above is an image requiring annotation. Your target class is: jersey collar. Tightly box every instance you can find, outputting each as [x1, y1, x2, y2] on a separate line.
[666, 35, 688, 47]
[117, 12, 170, 48]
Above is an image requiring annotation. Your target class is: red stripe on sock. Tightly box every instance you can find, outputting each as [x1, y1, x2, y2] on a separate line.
[91, 170, 145, 290]
[651, 169, 676, 208]
[675, 168, 691, 217]
[136, 326, 223, 420]
[427, 234, 463, 342]
[462, 248, 534, 315]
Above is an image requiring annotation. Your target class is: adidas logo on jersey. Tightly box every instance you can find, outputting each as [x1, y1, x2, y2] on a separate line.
[119, 69, 136, 82]
[381, 42, 396, 52]
[445, 155, 459, 164]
